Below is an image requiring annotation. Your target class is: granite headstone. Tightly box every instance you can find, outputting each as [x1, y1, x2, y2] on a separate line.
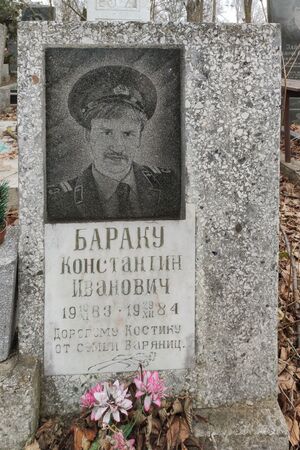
[17, 21, 288, 448]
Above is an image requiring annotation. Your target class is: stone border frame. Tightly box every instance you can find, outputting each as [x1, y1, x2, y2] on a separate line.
[18, 21, 281, 415]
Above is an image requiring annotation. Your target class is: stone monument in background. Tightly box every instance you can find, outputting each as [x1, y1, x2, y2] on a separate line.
[268, 0, 300, 122]
[86, 0, 151, 22]
[0, 24, 6, 86]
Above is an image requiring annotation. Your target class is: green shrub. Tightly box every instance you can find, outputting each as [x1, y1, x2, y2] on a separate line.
[0, 180, 9, 229]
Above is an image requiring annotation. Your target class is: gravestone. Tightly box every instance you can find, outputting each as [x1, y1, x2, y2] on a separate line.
[0, 25, 6, 87]
[7, 38, 17, 75]
[268, 0, 300, 122]
[0, 355, 40, 450]
[21, 4, 55, 21]
[87, 0, 151, 22]
[18, 21, 288, 448]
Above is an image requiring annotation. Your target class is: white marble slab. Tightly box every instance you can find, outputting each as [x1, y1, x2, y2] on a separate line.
[87, 0, 150, 21]
[44, 206, 195, 375]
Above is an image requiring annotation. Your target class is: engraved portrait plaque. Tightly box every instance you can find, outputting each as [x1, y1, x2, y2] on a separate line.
[45, 47, 182, 222]
[44, 207, 195, 375]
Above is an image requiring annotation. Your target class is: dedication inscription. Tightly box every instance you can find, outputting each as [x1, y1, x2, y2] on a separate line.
[44, 208, 195, 375]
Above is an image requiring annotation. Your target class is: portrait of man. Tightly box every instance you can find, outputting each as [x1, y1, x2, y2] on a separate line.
[46, 49, 182, 222]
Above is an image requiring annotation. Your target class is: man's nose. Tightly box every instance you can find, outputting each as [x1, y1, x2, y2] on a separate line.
[110, 133, 123, 153]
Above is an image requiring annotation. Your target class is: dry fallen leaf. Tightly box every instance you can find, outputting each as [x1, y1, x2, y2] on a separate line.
[167, 416, 190, 450]
[24, 440, 40, 450]
[285, 416, 300, 446]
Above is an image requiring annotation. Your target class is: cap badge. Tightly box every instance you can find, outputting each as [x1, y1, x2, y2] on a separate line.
[113, 85, 130, 96]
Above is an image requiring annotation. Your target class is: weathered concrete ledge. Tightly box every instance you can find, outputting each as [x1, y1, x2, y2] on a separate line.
[0, 354, 40, 450]
[194, 400, 288, 450]
[0, 225, 18, 361]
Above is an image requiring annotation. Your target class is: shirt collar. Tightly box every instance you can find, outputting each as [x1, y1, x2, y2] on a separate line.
[92, 164, 138, 201]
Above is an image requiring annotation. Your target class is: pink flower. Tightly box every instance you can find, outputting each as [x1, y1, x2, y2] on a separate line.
[111, 432, 135, 450]
[91, 380, 133, 424]
[134, 371, 167, 412]
[80, 383, 103, 408]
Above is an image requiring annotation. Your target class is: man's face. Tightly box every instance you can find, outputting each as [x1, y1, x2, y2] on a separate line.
[88, 115, 142, 180]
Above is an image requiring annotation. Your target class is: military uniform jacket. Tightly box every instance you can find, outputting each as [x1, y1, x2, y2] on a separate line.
[47, 163, 181, 222]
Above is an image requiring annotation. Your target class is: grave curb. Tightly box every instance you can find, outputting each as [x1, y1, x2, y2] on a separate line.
[0, 354, 40, 450]
[0, 225, 19, 361]
[194, 399, 289, 450]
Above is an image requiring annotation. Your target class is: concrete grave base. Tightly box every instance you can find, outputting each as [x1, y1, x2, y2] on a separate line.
[0, 225, 18, 361]
[0, 355, 40, 450]
[194, 400, 288, 450]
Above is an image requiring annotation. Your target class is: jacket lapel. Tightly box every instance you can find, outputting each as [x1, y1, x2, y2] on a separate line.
[133, 163, 161, 216]
[74, 165, 104, 219]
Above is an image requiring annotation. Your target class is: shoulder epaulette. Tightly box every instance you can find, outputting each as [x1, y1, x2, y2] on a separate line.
[48, 180, 74, 195]
[142, 166, 172, 176]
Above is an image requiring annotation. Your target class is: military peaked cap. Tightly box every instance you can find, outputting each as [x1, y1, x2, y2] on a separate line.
[68, 65, 157, 129]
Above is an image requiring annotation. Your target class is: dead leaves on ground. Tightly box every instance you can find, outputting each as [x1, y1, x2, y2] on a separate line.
[279, 177, 300, 449]
[0, 106, 16, 122]
[26, 397, 204, 450]
[286, 126, 300, 161]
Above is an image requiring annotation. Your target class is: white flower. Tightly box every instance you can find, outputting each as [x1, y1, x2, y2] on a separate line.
[91, 380, 133, 424]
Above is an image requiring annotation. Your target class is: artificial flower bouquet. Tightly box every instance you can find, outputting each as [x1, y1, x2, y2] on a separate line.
[79, 369, 203, 450]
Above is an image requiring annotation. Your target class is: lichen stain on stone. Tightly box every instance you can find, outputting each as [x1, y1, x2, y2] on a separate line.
[31, 75, 39, 84]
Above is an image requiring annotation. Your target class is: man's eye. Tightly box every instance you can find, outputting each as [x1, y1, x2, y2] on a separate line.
[102, 130, 112, 136]
[123, 131, 133, 137]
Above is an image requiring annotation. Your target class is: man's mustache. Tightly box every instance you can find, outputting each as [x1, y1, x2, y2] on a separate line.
[104, 151, 129, 161]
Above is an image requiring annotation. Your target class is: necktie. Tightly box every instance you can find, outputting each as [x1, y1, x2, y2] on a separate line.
[116, 182, 130, 216]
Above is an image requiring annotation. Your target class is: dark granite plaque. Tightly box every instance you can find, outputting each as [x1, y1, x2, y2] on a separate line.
[45, 48, 182, 222]
[268, 0, 300, 121]
[22, 5, 55, 21]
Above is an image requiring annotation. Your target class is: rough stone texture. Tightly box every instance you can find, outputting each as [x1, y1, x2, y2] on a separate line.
[0, 24, 6, 87]
[17, 21, 286, 446]
[194, 400, 288, 450]
[0, 354, 40, 450]
[0, 226, 18, 362]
